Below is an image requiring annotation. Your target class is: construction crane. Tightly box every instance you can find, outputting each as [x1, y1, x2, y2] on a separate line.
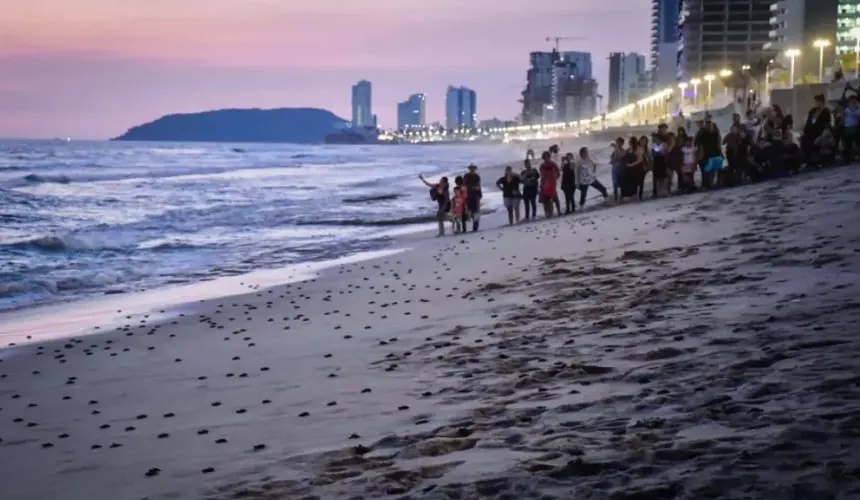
[545, 36, 586, 52]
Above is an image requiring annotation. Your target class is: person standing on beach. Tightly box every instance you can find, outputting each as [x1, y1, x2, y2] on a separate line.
[841, 96, 860, 165]
[801, 94, 832, 167]
[496, 166, 522, 225]
[538, 151, 560, 217]
[575, 147, 609, 208]
[666, 133, 684, 194]
[450, 176, 468, 234]
[651, 124, 669, 197]
[619, 137, 644, 201]
[463, 164, 482, 232]
[418, 174, 450, 237]
[652, 134, 671, 196]
[610, 137, 626, 202]
[521, 159, 540, 221]
[637, 136, 653, 200]
[560, 154, 577, 214]
[694, 114, 722, 188]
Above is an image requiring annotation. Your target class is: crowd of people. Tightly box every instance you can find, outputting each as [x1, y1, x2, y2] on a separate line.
[420, 94, 852, 237]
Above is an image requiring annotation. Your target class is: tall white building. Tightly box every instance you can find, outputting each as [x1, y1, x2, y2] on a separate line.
[766, 0, 837, 78]
[679, 0, 772, 80]
[608, 52, 648, 111]
[396, 93, 426, 130]
[837, 0, 860, 54]
[445, 86, 477, 130]
[351, 80, 374, 128]
[652, 0, 681, 88]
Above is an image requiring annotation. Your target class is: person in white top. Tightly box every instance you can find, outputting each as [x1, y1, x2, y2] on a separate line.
[575, 147, 609, 208]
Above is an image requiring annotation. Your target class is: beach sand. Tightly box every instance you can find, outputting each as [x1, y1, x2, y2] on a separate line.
[2, 166, 860, 499]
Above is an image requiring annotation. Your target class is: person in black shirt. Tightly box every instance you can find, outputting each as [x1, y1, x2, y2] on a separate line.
[463, 164, 482, 232]
[560, 154, 577, 214]
[496, 166, 522, 225]
[801, 94, 832, 166]
[418, 174, 450, 237]
[651, 123, 669, 197]
[722, 124, 750, 186]
[520, 159, 540, 221]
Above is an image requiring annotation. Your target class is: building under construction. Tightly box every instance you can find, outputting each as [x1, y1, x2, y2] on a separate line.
[520, 50, 598, 125]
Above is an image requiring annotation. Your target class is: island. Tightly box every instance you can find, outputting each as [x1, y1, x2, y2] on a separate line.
[112, 108, 348, 144]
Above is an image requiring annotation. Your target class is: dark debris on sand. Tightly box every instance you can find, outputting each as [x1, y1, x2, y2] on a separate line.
[3, 169, 860, 500]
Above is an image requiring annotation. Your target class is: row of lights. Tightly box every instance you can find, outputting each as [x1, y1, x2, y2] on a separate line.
[397, 38, 842, 140]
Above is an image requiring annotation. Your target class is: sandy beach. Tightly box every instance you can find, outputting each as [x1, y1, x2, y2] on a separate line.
[2, 165, 860, 500]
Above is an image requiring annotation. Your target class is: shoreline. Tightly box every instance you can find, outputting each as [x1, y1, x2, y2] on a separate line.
[1, 165, 859, 499]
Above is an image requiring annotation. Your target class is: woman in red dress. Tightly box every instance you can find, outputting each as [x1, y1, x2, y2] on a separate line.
[538, 151, 560, 218]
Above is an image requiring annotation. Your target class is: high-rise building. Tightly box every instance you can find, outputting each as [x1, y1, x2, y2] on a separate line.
[396, 93, 426, 130]
[558, 51, 593, 79]
[445, 86, 477, 130]
[351, 80, 374, 128]
[835, 1, 859, 55]
[553, 57, 598, 122]
[679, 0, 772, 80]
[608, 52, 648, 111]
[521, 50, 598, 124]
[652, 0, 682, 89]
[766, 0, 837, 78]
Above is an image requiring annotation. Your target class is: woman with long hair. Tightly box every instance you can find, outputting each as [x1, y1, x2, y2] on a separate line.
[418, 174, 450, 236]
[576, 146, 609, 208]
[496, 166, 522, 225]
[538, 151, 561, 217]
[560, 154, 577, 214]
[520, 158, 540, 221]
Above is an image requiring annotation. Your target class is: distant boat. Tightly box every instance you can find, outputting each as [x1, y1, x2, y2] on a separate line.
[51, 137, 71, 143]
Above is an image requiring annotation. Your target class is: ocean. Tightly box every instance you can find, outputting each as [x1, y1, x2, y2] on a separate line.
[0, 140, 525, 312]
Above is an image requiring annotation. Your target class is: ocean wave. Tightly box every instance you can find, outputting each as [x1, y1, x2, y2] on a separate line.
[4, 163, 305, 187]
[342, 193, 403, 204]
[0, 271, 127, 299]
[6, 234, 129, 252]
[23, 173, 71, 184]
[297, 208, 497, 228]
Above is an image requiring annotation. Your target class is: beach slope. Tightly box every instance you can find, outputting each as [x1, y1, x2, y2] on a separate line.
[1, 168, 860, 499]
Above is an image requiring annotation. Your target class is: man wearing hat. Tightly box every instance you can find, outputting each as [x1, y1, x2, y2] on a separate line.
[463, 164, 482, 232]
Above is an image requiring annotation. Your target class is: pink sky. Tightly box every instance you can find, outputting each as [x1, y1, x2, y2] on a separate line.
[1, 0, 649, 139]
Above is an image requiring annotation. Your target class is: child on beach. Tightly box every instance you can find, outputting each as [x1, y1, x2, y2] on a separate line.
[681, 137, 697, 194]
[450, 175, 468, 234]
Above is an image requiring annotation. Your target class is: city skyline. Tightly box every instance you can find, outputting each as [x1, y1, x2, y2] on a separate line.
[1, 0, 650, 139]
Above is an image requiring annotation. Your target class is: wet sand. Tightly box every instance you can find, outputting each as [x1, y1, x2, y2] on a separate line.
[2, 167, 860, 499]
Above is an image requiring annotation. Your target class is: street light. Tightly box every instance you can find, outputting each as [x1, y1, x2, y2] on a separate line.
[813, 39, 831, 82]
[785, 48, 801, 88]
[678, 82, 689, 110]
[690, 78, 702, 107]
[764, 59, 773, 104]
[704, 74, 715, 104]
[718, 69, 733, 96]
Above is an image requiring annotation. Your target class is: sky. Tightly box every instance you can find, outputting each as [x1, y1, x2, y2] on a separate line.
[2, 0, 650, 139]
